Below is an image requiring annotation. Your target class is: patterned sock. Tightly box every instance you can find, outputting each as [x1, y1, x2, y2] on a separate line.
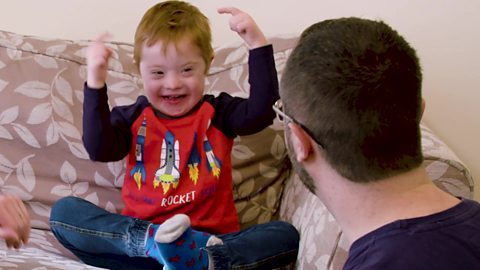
[145, 214, 210, 270]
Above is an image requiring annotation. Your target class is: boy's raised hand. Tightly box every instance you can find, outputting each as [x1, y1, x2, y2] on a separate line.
[218, 7, 267, 49]
[86, 33, 113, 89]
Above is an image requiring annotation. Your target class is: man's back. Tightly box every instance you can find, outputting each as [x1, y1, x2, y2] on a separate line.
[345, 199, 480, 270]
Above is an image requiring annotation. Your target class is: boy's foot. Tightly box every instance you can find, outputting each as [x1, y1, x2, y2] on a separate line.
[145, 214, 210, 270]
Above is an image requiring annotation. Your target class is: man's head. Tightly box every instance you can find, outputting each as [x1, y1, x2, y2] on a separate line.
[134, 0, 213, 73]
[280, 17, 424, 191]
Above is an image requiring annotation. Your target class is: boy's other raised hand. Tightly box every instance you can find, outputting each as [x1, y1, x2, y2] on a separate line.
[86, 32, 113, 89]
[218, 7, 267, 49]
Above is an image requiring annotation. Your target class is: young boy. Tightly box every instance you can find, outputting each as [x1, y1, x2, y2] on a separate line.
[50, 1, 299, 269]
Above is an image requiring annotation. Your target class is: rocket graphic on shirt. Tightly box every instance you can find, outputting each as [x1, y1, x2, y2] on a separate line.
[130, 117, 147, 190]
[204, 136, 221, 179]
[187, 133, 201, 185]
[154, 130, 181, 194]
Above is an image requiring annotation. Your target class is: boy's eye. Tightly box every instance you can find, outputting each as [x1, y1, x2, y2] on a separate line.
[183, 67, 193, 73]
[152, 70, 164, 76]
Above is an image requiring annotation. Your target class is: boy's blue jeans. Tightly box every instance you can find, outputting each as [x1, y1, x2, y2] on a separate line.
[50, 196, 299, 270]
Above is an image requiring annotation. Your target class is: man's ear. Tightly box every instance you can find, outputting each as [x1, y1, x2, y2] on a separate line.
[288, 122, 314, 163]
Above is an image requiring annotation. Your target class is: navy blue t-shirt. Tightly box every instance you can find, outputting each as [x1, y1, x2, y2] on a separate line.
[345, 199, 480, 269]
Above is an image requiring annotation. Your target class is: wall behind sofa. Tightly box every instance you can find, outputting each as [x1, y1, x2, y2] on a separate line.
[1, 0, 479, 199]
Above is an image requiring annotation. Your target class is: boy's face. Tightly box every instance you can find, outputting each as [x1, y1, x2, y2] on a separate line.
[139, 36, 207, 117]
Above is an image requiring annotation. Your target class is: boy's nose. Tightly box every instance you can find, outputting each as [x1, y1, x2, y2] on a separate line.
[164, 73, 182, 89]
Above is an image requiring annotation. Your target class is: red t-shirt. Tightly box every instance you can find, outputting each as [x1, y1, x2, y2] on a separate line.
[122, 104, 237, 234]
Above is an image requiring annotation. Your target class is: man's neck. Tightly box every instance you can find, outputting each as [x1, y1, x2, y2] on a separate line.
[315, 166, 461, 244]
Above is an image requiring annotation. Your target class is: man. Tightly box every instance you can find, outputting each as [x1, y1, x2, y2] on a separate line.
[275, 17, 480, 269]
[0, 194, 30, 249]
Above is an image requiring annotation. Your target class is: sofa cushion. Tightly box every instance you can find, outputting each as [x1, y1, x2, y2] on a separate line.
[0, 228, 101, 269]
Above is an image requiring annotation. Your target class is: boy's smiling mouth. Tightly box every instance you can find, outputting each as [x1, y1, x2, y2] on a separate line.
[162, 94, 187, 102]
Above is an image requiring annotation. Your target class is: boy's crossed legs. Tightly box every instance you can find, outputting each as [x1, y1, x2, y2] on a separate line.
[50, 196, 299, 270]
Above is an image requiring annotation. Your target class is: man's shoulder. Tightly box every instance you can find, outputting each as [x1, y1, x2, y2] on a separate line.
[345, 199, 480, 269]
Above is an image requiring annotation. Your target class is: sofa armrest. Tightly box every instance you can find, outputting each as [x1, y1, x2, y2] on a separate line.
[421, 122, 474, 199]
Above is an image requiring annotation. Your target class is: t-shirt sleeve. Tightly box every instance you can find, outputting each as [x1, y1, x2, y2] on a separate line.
[82, 83, 147, 161]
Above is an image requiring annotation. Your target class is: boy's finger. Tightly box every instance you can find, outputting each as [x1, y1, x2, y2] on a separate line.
[94, 32, 112, 43]
[217, 7, 241, 15]
[20, 227, 30, 245]
[0, 227, 18, 241]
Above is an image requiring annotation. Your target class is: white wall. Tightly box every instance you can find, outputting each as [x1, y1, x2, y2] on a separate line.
[1, 0, 479, 199]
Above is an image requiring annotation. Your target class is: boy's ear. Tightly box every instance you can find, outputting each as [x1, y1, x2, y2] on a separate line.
[210, 54, 215, 67]
[206, 55, 215, 74]
[287, 122, 313, 163]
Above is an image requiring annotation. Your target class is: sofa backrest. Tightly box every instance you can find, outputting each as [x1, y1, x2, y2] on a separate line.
[0, 29, 299, 230]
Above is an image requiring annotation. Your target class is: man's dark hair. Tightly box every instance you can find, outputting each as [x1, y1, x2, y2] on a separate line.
[281, 17, 424, 183]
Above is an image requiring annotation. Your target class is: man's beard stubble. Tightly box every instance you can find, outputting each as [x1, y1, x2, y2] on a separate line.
[285, 129, 317, 194]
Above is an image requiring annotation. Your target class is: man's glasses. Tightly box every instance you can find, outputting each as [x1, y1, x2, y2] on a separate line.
[272, 100, 325, 149]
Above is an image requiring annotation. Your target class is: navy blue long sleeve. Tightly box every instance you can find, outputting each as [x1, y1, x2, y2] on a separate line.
[210, 45, 279, 137]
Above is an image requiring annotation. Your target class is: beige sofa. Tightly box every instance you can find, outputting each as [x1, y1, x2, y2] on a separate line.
[0, 29, 474, 269]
